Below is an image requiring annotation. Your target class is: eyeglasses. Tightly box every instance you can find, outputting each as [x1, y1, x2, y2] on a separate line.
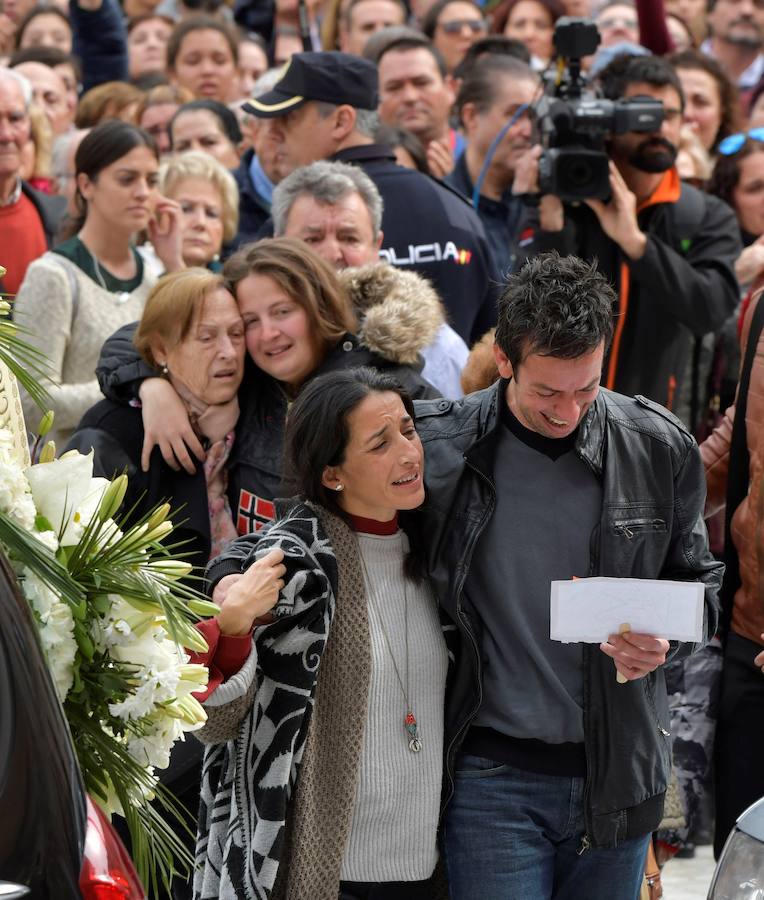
[597, 15, 638, 28]
[718, 127, 764, 155]
[439, 17, 488, 33]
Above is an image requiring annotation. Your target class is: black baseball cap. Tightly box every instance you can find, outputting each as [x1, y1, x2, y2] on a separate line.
[243, 52, 379, 118]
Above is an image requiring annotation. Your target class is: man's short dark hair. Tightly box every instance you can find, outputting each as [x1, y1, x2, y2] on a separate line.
[496, 253, 615, 370]
[597, 53, 685, 110]
[453, 35, 531, 78]
[455, 55, 537, 124]
[375, 34, 448, 78]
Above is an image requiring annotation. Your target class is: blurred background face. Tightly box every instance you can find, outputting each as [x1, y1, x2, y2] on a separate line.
[677, 66, 722, 151]
[340, 0, 406, 55]
[128, 17, 172, 79]
[433, 0, 488, 72]
[666, 13, 693, 49]
[170, 28, 238, 103]
[140, 102, 179, 155]
[170, 107, 239, 167]
[595, 2, 639, 47]
[12, 61, 71, 135]
[665, 0, 707, 41]
[168, 176, 226, 266]
[237, 38, 268, 96]
[707, 0, 764, 48]
[463, 74, 536, 175]
[733, 150, 764, 235]
[19, 12, 72, 52]
[504, 0, 555, 61]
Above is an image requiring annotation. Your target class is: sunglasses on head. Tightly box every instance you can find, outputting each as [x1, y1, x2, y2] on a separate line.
[440, 17, 488, 33]
[718, 127, 764, 155]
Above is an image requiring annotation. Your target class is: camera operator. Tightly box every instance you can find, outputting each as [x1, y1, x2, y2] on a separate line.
[514, 53, 741, 416]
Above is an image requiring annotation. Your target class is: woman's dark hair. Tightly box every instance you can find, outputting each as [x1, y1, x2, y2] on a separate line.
[170, 98, 242, 147]
[373, 123, 429, 174]
[15, 4, 71, 50]
[421, 0, 482, 38]
[166, 15, 239, 71]
[669, 48, 741, 152]
[284, 365, 418, 511]
[708, 139, 764, 219]
[490, 0, 564, 38]
[62, 120, 158, 239]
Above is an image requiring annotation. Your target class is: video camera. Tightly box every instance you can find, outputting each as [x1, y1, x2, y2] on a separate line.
[535, 18, 664, 201]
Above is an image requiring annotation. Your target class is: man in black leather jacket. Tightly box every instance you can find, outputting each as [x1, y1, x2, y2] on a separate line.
[414, 253, 722, 900]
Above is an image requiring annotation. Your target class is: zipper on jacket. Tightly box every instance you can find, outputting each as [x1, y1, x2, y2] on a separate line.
[577, 834, 591, 856]
[612, 518, 667, 538]
[441, 455, 495, 815]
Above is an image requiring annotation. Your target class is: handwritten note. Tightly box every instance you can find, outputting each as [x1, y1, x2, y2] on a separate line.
[550, 577, 705, 644]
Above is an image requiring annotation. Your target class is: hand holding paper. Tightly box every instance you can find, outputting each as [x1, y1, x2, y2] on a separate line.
[550, 577, 705, 683]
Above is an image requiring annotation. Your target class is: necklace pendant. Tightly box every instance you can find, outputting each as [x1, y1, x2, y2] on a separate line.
[405, 711, 422, 753]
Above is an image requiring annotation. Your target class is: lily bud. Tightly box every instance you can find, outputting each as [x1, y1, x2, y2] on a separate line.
[39, 441, 56, 464]
[143, 520, 173, 544]
[186, 597, 221, 617]
[177, 695, 207, 726]
[0, 300, 11, 316]
[37, 410, 55, 438]
[98, 474, 128, 522]
[148, 559, 192, 581]
[146, 503, 171, 530]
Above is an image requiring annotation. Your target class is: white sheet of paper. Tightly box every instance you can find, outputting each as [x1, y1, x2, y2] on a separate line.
[550, 577, 705, 643]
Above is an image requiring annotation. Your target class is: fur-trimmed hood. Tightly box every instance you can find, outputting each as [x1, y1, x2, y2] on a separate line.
[339, 263, 444, 366]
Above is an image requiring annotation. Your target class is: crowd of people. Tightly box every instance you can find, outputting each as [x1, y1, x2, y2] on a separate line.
[2, 0, 764, 895]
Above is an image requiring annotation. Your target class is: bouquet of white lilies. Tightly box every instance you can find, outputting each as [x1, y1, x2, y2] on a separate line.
[0, 265, 214, 894]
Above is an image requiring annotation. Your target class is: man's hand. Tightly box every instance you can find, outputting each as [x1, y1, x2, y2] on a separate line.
[148, 196, 185, 273]
[585, 163, 647, 261]
[512, 145, 564, 231]
[599, 631, 670, 680]
[216, 549, 287, 636]
[735, 238, 764, 285]
[754, 634, 764, 674]
[426, 137, 454, 179]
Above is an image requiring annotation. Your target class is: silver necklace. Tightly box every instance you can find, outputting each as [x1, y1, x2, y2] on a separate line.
[81, 240, 132, 305]
[359, 550, 423, 753]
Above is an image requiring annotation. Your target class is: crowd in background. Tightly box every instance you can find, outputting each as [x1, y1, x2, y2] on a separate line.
[2, 0, 764, 893]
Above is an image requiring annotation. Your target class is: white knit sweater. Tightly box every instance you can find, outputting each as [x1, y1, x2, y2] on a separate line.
[13, 252, 156, 447]
[341, 529, 448, 883]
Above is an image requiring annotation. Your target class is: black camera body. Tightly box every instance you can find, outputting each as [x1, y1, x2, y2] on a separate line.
[536, 17, 664, 201]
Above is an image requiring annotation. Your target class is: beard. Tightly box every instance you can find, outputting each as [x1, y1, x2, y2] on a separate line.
[628, 137, 678, 173]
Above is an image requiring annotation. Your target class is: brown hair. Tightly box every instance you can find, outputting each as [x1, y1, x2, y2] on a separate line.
[75, 81, 144, 128]
[223, 238, 358, 356]
[136, 83, 195, 125]
[134, 267, 228, 367]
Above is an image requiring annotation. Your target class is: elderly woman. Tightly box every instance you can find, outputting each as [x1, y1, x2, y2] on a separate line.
[67, 268, 246, 571]
[153, 150, 239, 270]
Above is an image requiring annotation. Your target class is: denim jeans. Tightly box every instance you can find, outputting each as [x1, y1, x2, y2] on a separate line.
[442, 755, 650, 900]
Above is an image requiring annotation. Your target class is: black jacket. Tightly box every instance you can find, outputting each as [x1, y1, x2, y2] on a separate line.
[413, 381, 723, 847]
[517, 176, 741, 411]
[65, 400, 213, 574]
[331, 144, 499, 344]
[96, 327, 439, 536]
[230, 148, 271, 250]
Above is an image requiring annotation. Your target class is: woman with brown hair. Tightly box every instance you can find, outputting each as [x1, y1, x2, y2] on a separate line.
[96, 238, 439, 535]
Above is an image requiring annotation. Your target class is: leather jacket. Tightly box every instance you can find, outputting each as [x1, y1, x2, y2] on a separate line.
[413, 381, 723, 847]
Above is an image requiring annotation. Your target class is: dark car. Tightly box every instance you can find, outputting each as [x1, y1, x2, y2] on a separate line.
[0, 553, 145, 899]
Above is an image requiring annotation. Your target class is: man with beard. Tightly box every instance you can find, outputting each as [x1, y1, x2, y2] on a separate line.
[702, 0, 764, 92]
[515, 54, 740, 413]
[446, 55, 539, 276]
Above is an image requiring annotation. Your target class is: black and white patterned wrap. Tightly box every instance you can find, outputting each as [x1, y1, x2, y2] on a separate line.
[194, 505, 339, 900]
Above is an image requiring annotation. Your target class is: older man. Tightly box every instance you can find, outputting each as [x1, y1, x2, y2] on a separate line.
[0, 68, 65, 295]
[271, 159, 469, 397]
[10, 60, 72, 136]
[245, 51, 498, 343]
